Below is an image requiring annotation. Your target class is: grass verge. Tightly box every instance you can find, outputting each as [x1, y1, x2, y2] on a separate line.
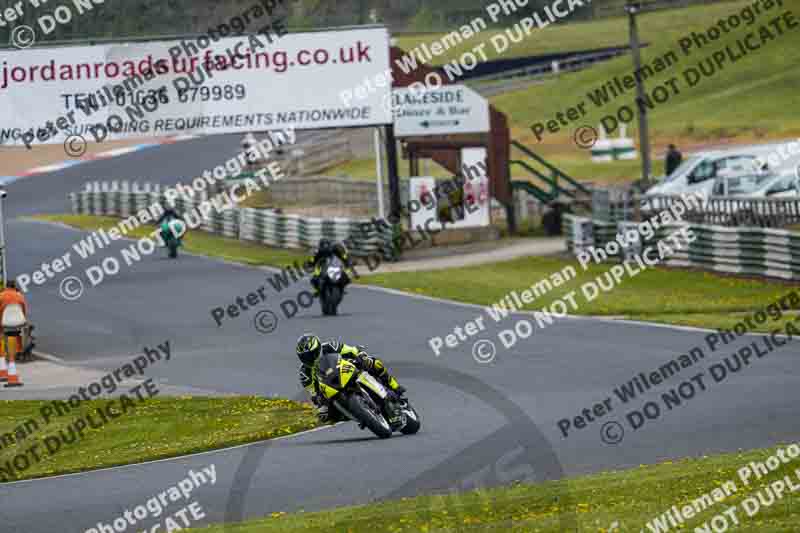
[30, 214, 308, 267]
[190, 444, 800, 532]
[0, 396, 318, 482]
[363, 255, 800, 332]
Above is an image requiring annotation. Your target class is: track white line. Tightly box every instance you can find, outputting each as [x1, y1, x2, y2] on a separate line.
[1, 423, 341, 486]
[582, 317, 718, 333]
[31, 350, 66, 364]
[353, 283, 490, 312]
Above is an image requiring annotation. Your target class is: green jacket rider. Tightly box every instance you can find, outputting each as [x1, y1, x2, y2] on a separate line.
[296, 334, 405, 423]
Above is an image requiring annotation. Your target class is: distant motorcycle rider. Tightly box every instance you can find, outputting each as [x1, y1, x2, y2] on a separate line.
[156, 203, 185, 225]
[156, 203, 187, 245]
[296, 334, 405, 423]
[309, 238, 354, 295]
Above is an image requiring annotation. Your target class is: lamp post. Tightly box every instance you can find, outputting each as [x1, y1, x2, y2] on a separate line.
[625, 1, 652, 185]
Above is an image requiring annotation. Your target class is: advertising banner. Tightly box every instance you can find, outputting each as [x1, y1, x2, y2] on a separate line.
[0, 27, 392, 146]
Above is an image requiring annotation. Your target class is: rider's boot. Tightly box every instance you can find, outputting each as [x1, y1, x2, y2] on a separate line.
[383, 376, 406, 425]
[385, 375, 406, 397]
[371, 359, 405, 397]
[310, 276, 320, 297]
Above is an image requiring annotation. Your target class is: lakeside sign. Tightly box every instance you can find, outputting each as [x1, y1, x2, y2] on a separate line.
[0, 27, 392, 146]
[393, 84, 489, 137]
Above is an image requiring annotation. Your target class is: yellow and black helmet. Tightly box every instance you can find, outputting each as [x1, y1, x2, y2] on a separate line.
[296, 334, 321, 366]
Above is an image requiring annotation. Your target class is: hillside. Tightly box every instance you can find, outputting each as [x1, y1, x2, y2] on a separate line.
[491, 0, 800, 144]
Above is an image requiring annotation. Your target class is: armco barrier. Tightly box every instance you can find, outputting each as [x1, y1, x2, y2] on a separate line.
[69, 181, 396, 259]
[70, 181, 241, 239]
[238, 208, 392, 258]
[664, 224, 800, 280]
[564, 214, 800, 280]
[564, 214, 617, 253]
[637, 194, 800, 228]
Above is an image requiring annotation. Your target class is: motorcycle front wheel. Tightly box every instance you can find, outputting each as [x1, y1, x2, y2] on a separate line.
[320, 286, 330, 315]
[399, 403, 421, 435]
[328, 285, 341, 315]
[321, 285, 340, 316]
[346, 392, 392, 439]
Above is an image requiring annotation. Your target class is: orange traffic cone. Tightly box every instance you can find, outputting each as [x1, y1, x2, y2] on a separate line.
[4, 337, 22, 388]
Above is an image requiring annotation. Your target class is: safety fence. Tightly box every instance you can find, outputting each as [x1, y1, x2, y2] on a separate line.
[565, 214, 800, 280]
[692, 196, 800, 228]
[598, 193, 800, 228]
[287, 130, 353, 177]
[69, 181, 396, 259]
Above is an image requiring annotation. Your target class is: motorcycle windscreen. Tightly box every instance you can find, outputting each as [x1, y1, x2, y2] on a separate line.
[324, 256, 343, 269]
[323, 256, 344, 282]
[317, 354, 349, 398]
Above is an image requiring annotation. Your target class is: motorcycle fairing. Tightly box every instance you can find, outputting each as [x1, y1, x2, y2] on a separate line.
[357, 372, 388, 400]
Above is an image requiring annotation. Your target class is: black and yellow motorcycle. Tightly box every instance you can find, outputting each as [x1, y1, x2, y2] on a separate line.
[315, 351, 420, 439]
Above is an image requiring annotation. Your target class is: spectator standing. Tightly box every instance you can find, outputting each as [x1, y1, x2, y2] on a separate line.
[0, 281, 28, 386]
[665, 144, 683, 176]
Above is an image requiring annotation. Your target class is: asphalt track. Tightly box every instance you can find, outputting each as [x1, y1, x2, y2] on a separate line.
[1, 135, 799, 532]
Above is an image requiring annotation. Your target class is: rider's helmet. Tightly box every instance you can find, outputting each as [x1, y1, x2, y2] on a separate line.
[318, 238, 333, 255]
[296, 333, 321, 366]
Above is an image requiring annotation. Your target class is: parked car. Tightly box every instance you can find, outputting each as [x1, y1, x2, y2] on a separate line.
[712, 172, 800, 198]
[700, 170, 800, 226]
[645, 152, 763, 198]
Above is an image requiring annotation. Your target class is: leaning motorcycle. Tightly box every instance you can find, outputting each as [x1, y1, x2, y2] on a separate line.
[315, 351, 420, 439]
[159, 218, 186, 259]
[319, 255, 346, 316]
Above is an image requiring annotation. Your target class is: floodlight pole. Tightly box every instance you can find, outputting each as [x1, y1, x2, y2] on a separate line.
[626, 2, 652, 185]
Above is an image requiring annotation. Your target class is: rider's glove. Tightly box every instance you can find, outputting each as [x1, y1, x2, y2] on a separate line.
[357, 353, 375, 371]
[310, 393, 324, 407]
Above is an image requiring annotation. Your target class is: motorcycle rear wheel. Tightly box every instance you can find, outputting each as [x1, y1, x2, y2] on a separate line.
[347, 392, 392, 439]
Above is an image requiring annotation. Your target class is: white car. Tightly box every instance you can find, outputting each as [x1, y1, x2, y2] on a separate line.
[712, 172, 800, 198]
[641, 152, 764, 212]
[700, 171, 800, 225]
[645, 151, 764, 198]
[646, 139, 800, 193]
